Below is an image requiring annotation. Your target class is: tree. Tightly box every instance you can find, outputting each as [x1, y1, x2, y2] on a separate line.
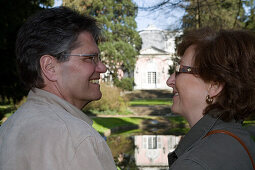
[244, 0, 255, 30]
[0, 0, 54, 102]
[181, 0, 246, 30]
[137, 0, 255, 76]
[62, 0, 142, 82]
[138, 0, 250, 31]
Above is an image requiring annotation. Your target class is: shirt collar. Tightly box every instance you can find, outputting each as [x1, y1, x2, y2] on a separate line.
[27, 88, 93, 126]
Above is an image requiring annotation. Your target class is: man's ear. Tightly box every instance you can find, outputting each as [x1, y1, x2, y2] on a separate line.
[40, 55, 58, 82]
[208, 81, 224, 98]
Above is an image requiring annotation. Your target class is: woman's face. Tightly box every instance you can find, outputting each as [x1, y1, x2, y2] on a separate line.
[166, 45, 209, 126]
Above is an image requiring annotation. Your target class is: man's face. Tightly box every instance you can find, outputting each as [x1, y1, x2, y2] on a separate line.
[56, 31, 107, 109]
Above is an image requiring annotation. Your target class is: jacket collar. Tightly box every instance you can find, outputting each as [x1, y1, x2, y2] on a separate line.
[174, 113, 220, 157]
[168, 113, 220, 167]
[168, 110, 243, 167]
[27, 88, 93, 126]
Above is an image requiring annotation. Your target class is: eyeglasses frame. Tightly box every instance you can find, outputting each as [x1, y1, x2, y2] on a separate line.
[62, 53, 101, 65]
[175, 64, 198, 76]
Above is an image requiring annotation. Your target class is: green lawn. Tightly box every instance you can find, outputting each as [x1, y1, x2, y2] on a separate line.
[166, 116, 187, 124]
[92, 117, 145, 134]
[243, 120, 255, 125]
[84, 109, 133, 116]
[92, 116, 191, 136]
[129, 98, 172, 106]
[1, 102, 254, 139]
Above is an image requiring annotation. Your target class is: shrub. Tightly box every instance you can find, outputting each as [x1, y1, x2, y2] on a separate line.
[83, 83, 129, 114]
[114, 78, 134, 91]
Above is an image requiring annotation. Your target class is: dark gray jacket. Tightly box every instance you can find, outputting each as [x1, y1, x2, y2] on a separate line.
[168, 112, 255, 170]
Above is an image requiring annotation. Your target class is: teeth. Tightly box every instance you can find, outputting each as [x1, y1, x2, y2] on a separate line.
[90, 79, 99, 84]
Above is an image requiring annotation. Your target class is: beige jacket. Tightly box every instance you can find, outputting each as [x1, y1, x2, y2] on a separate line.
[0, 88, 116, 170]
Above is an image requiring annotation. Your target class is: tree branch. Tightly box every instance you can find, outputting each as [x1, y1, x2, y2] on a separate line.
[233, 0, 242, 28]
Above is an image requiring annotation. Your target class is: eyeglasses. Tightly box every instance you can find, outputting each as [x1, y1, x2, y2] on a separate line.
[175, 64, 198, 76]
[62, 53, 101, 65]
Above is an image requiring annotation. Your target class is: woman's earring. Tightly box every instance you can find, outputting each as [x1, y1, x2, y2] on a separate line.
[206, 95, 213, 104]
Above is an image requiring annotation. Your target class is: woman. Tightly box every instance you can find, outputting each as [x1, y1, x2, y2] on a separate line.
[167, 28, 255, 169]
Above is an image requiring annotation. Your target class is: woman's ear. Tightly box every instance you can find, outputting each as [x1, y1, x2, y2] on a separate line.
[208, 81, 224, 98]
[40, 55, 58, 82]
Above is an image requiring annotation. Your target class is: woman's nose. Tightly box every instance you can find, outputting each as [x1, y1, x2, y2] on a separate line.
[166, 73, 176, 87]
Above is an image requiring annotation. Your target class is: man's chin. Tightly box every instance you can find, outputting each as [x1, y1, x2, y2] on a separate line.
[89, 93, 102, 101]
[81, 96, 101, 108]
[94, 92, 102, 100]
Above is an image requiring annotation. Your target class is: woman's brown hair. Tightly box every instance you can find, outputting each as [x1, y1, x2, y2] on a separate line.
[177, 28, 255, 121]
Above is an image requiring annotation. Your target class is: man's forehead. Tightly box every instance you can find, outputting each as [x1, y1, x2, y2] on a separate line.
[77, 31, 95, 41]
[72, 32, 98, 51]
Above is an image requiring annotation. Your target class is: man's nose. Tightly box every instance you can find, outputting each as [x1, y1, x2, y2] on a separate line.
[96, 61, 107, 73]
[166, 73, 176, 87]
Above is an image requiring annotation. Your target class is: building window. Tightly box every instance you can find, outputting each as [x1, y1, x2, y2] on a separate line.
[148, 72, 156, 84]
[148, 136, 157, 149]
[143, 136, 162, 149]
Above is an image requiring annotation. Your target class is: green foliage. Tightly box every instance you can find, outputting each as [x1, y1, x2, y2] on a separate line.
[114, 77, 134, 91]
[0, 105, 16, 124]
[167, 116, 190, 135]
[129, 98, 172, 106]
[242, 0, 255, 30]
[83, 83, 129, 113]
[168, 116, 188, 124]
[142, 0, 255, 31]
[251, 135, 255, 142]
[0, 96, 28, 124]
[0, 0, 53, 101]
[63, 0, 142, 81]
[182, 0, 246, 30]
[246, 111, 255, 121]
[168, 127, 190, 135]
[107, 135, 138, 169]
[168, 54, 180, 75]
[154, 0, 255, 73]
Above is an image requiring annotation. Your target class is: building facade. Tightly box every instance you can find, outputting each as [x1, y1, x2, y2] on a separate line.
[134, 135, 182, 170]
[134, 25, 179, 90]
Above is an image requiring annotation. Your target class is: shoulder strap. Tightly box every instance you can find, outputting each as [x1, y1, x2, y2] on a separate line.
[205, 129, 255, 170]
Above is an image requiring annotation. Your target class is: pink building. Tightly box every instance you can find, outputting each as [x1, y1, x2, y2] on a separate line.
[134, 25, 181, 90]
[134, 135, 182, 170]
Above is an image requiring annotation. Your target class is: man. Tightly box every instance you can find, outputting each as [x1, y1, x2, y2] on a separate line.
[0, 7, 116, 170]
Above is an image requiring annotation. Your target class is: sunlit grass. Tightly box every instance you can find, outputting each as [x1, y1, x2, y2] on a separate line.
[92, 123, 109, 134]
[0, 105, 13, 109]
[114, 129, 143, 136]
[129, 98, 172, 106]
[243, 120, 255, 125]
[92, 117, 145, 134]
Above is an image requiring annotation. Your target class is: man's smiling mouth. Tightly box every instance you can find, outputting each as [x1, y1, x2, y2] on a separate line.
[89, 79, 99, 84]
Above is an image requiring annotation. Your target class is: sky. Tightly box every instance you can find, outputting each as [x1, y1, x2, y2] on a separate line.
[132, 0, 185, 31]
[53, 0, 184, 31]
